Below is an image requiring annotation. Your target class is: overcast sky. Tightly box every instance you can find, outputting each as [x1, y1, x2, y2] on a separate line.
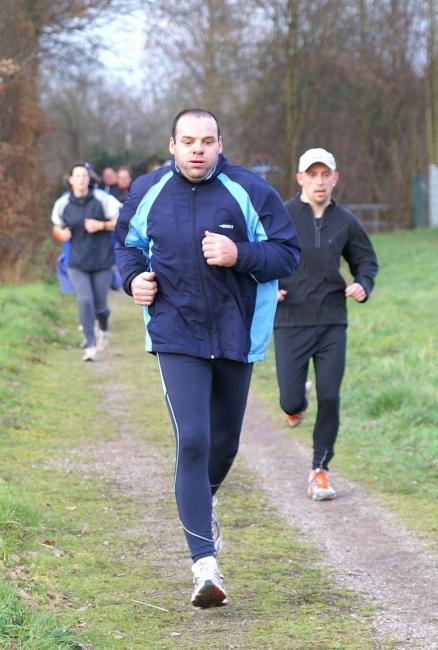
[90, 10, 147, 86]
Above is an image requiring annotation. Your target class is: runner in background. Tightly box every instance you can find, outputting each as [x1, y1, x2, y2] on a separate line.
[111, 166, 132, 204]
[98, 166, 118, 194]
[274, 148, 378, 500]
[51, 162, 121, 361]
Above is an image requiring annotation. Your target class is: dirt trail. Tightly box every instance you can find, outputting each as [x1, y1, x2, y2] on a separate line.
[84, 354, 437, 649]
[241, 398, 438, 649]
[64, 307, 437, 649]
[69, 355, 251, 648]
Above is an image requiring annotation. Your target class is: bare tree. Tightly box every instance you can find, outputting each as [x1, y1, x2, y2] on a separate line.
[283, 0, 300, 194]
[428, 0, 438, 164]
[40, 70, 161, 183]
[139, 0, 262, 162]
[1, 0, 432, 281]
[0, 0, 132, 279]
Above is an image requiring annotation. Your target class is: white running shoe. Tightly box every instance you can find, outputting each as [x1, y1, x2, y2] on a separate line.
[212, 496, 222, 555]
[82, 346, 97, 362]
[96, 329, 110, 352]
[191, 556, 227, 608]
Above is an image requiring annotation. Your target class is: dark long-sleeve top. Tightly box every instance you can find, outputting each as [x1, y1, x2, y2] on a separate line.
[274, 194, 378, 328]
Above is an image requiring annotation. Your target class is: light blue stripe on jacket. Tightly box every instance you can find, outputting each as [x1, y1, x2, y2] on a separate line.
[126, 170, 173, 352]
[125, 170, 173, 254]
[218, 172, 278, 362]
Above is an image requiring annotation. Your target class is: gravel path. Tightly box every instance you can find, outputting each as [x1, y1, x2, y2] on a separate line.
[240, 397, 438, 649]
[60, 353, 254, 648]
[57, 310, 437, 648]
[82, 367, 438, 648]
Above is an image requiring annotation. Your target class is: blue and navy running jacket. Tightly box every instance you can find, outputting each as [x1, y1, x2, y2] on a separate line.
[114, 155, 301, 363]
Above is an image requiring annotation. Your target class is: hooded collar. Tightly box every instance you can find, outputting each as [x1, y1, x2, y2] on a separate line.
[69, 189, 94, 205]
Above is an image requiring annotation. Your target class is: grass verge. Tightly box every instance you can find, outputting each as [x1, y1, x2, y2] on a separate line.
[0, 282, 82, 647]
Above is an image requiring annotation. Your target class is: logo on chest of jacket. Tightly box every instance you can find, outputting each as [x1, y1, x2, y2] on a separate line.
[219, 223, 234, 229]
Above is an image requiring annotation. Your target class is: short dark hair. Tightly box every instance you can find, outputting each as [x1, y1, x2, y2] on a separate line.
[171, 108, 221, 139]
[68, 161, 89, 176]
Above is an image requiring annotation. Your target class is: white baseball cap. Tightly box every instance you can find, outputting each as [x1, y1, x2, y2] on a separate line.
[298, 148, 337, 172]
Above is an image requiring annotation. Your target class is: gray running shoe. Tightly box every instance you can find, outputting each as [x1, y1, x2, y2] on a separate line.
[96, 329, 110, 352]
[212, 495, 222, 554]
[191, 556, 227, 608]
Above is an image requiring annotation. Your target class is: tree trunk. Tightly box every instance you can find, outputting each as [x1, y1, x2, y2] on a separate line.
[428, 0, 438, 164]
[284, 0, 300, 196]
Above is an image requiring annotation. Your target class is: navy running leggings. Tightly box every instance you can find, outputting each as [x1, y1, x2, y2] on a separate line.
[157, 353, 253, 562]
[274, 325, 346, 470]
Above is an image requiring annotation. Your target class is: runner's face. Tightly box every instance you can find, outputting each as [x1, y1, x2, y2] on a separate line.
[117, 170, 131, 190]
[69, 166, 90, 197]
[169, 114, 223, 183]
[102, 168, 116, 185]
[297, 163, 339, 206]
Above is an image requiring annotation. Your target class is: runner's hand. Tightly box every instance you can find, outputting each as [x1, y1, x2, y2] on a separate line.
[202, 231, 238, 267]
[52, 226, 71, 242]
[131, 272, 157, 306]
[278, 289, 287, 302]
[345, 282, 366, 302]
[84, 218, 105, 233]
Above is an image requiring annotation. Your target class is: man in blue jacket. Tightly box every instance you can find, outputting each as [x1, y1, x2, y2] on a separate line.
[114, 108, 301, 608]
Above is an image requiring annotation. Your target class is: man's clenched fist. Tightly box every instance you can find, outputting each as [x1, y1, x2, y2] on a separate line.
[131, 271, 157, 306]
[202, 230, 238, 267]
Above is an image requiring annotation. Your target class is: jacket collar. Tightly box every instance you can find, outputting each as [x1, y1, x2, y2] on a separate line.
[296, 193, 337, 217]
[69, 189, 94, 205]
[172, 154, 226, 184]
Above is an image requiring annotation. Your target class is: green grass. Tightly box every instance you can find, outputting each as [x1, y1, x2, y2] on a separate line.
[252, 228, 438, 538]
[0, 580, 81, 648]
[0, 280, 67, 431]
[0, 486, 41, 561]
[0, 283, 83, 648]
[0, 281, 390, 648]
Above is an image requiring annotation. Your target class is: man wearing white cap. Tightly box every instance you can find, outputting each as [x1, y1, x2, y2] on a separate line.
[274, 148, 378, 500]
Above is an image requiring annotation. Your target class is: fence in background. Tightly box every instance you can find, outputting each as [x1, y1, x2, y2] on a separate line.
[346, 204, 411, 232]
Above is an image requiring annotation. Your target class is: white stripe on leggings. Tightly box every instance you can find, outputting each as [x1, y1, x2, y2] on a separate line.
[156, 354, 213, 545]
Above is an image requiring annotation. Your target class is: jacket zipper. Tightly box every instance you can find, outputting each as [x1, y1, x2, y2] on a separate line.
[192, 186, 215, 358]
[313, 210, 325, 323]
[314, 215, 323, 248]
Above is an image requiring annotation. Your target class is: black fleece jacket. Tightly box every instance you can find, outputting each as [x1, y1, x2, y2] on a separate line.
[62, 191, 113, 272]
[274, 194, 378, 327]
